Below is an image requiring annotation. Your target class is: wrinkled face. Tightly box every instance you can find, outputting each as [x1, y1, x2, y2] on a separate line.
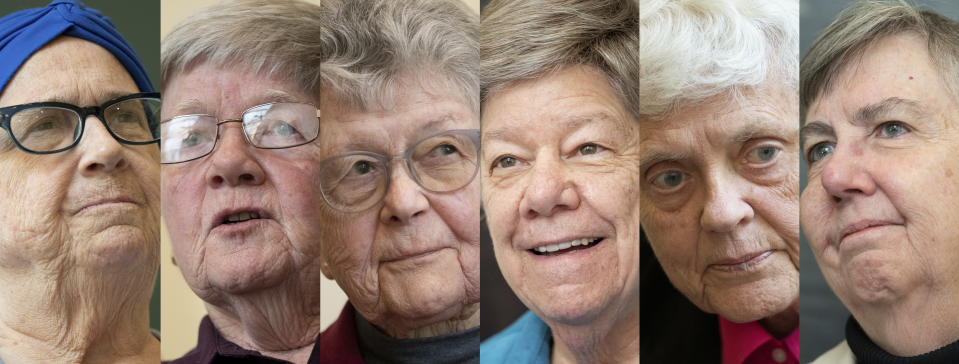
[801, 33, 959, 311]
[640, 83, 800, 323]
[161, 63, 324, 300]
[318, 77, 480, 332]
[483, 65, 640, 326]
[0, 37, 159, 272]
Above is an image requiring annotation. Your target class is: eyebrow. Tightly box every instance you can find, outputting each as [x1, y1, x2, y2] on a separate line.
[45, 90, 134, 105]
[800, 97, 926, 149]
[853, 97, 925, 125]
[483, 112, 622, 143]
[799, 121, 835, 150]
[728, 118, 796, 144]
[260, 89, 303, 104]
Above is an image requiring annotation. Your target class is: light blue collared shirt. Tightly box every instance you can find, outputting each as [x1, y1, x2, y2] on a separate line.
[480, 310, 551, 364]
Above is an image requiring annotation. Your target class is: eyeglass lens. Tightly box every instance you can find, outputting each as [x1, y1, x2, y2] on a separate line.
[319, 131, 478, 212]
[10, 98, 159, 153]
[160, 102, 319, 164]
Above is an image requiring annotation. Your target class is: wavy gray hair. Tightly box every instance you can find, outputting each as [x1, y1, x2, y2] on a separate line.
[320, 0, 478, 113]
[161, 0, 323, 101]
[482, 0, 638, 119]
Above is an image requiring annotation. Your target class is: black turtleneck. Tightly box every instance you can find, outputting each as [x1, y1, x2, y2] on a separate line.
[846, 316, 959, 364]
[354, 310, 479, 364]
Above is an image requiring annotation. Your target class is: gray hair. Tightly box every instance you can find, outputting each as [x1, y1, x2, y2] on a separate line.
[482, 0, 639, 119]
[320, 0, 479, 112]
[640, 0, 798, 119]
[801, 0, 959, 122]
[161, 0, 323, 101]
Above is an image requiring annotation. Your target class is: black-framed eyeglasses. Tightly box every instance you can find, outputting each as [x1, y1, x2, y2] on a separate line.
[160, 102, 320, 164]
[319, 129, 480, 213]
[0, 92, 160, 154]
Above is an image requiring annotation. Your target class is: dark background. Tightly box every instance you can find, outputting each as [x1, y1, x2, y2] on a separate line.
[0, 0, 161, 332]
[799, 0, 959, 360]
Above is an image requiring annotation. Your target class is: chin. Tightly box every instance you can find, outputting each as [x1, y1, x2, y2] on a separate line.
[706, 279, 798, 323]
[524, 284, 614, 326]
[76, 226, 154, 269]
[206, 251, 293, 294]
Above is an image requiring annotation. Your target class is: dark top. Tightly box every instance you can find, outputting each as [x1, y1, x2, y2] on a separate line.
[846, 316, 959, 364]
[355, 307, 479, 364]
[640, 229, 722, 363]
[165, 316, 320, 364]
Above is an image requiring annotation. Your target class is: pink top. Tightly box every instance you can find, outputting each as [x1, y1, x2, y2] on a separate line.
[719, 316, 799, 364]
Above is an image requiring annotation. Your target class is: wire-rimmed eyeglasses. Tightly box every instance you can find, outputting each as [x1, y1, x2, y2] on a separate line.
[0, 92, 160, 154]
[318, 129, 480, 213]
[160, 102, 320, 164]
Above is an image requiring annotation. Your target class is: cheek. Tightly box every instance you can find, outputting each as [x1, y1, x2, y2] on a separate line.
[319, 207, 377, 278]
[0, 159, 70, 264]
[799, 181, 831, 252]
[482, 179, 522, 246]
[435, 181, 480, 244]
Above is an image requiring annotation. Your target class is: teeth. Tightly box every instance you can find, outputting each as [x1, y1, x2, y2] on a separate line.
[533, 238, 599, 254]
[224, 211, 260, 224]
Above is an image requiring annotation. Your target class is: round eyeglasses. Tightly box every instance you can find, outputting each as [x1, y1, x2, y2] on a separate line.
[160, 102, 320, 164]
[0, 93, 160, 154]
[318, 129, 480, 213]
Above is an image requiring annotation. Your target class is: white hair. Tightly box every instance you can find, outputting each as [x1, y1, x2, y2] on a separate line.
[640, 0, 799, 118]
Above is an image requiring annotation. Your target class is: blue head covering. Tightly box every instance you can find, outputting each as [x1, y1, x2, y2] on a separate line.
[0, 0, 153, 94]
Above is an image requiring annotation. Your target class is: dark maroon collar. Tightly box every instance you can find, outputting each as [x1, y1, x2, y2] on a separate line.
[165, 316, 321, 364]
[318, 303, 365, 364]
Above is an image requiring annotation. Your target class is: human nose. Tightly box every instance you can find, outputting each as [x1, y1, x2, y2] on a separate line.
[77, 116, 127, 176]
[205, 124, 266, 188]
[700, 169, 754, 233]
[518, 155, 581, 218]
[379, 158, 429, 224]
[820, 143, 875, 203]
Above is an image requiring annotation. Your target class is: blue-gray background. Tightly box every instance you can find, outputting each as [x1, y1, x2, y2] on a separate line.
[0, 0, 160, 332]
[799, 0, 959, 360]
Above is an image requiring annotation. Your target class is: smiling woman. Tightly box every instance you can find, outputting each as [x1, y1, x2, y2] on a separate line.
[479, 1, 639, 363]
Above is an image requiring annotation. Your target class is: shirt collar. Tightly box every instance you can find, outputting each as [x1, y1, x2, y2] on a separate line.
[719, 316, 799, 364]
[174, 315, 320, 364]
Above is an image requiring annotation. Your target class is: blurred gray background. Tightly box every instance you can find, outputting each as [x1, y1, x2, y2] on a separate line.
[0, 0, 160, 332]
[799, 0, 959, 360]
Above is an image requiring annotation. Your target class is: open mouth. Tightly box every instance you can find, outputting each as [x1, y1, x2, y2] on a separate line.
[530, 237, 604, 256]
[221, 211, 262, 225]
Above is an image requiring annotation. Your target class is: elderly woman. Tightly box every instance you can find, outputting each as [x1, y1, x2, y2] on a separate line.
[316, 0, 480, 363]
[160, 1, 324, 363]
[801, 1, 959, 362]
[0, 1, 160, 363]
[640, 0, 800, 363]
[478, 0, 638, 363]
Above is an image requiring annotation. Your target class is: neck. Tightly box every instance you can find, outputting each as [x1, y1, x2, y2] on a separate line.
[0, 264, 158, 363]
[549, 302, 640, 364]
[760, 299, 799, 339]
[205, 273, 324, 364]
[853, 287, 959, 356]
[375, 302, 481, 339]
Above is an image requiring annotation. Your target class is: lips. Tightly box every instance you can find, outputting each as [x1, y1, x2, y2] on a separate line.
[838, 219, 900, 244]
[73, 196, 138, 215]
[709, 250, 773, 271]
[211, 208, 270, 229]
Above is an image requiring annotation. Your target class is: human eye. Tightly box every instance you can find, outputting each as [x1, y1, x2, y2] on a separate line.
[745, 145, 780, 165]
[806, 142, 835, 164]
[181, 132, 206, 148]
[649, 170, 687, 192]
[874, 121, 910, 138]
[431, 143, 458, 156]
[346, 160, 376, 177]
[493, 155, 518, 169]
[272, 121, 299, 137]
[577, 143, 604, 155]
